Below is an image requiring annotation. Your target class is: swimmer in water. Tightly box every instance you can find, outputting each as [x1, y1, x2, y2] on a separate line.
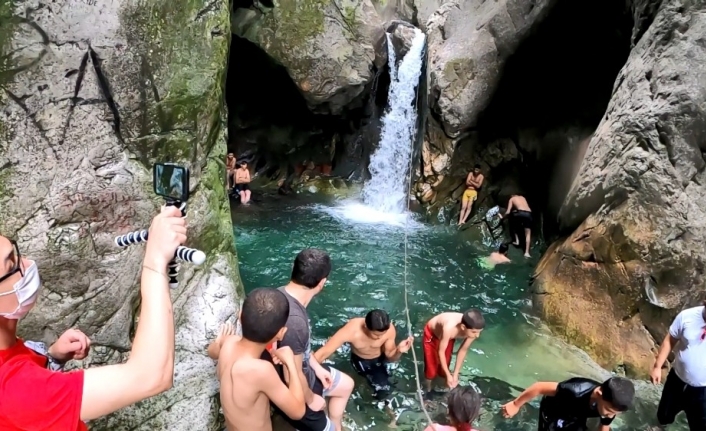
[314, 309, 414, 400]
[487, 243, 511, 266]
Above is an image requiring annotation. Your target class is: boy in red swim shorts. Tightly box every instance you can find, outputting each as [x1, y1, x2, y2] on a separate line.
[422, 309, 485, 392]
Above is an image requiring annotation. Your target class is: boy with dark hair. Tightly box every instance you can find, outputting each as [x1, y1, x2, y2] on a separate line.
[423, 309, 485, 391]
[314, 309, 414, 400]
[207, 288, 306, 431]
[501, 376, 636, 431]
[275, 249, 354, 431]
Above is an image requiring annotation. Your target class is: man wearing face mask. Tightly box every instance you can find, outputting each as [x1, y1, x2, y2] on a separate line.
[0, 206, 187, 430]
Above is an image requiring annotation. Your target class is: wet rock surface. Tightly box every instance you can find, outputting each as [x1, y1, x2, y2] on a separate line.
[533, 0, 706, 377]
[232, 0, 386, 115]
[0, 0, 241, 428]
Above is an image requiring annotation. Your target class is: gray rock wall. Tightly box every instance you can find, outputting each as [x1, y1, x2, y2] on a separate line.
[0, 0, 242, 428]
[532, 0, 706, 376]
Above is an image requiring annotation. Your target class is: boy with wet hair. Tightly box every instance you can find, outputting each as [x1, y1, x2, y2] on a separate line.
[424, 385, 483, 431]
[314, 309, 414, 400]
[423, 309, 485, 391]
[207, 288, 306, 431]
[501, 376, 635, 431]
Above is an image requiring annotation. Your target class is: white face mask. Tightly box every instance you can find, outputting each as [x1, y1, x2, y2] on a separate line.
[0, 261, 42, 320]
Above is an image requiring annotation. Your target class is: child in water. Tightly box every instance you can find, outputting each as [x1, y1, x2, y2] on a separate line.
[487, 243, 511, 266]
[423, 309, 485, 391]
[424, 386, 482, 431]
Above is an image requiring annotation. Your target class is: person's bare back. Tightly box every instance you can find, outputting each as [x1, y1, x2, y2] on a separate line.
[488, 252, 511, 265]
[218, 336, 276, 431]
[509, 195, 531, 212]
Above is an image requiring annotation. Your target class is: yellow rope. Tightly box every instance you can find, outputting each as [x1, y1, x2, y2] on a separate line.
[402, 146, 435, 431]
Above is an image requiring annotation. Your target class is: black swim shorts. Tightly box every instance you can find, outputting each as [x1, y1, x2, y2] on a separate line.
[350, 352, 391, 400]
[512, 210, 533, 230]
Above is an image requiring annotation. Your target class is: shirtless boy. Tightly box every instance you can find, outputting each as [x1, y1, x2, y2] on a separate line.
[423, 309, 485, 392]
[226, 153, 237, 190]
[314, 309, 414, 400]
[500, 194, 532, 257]
[207, 288, 306, 431]
[458, 165, 484, 226]
[234, 161, 252, 204]
[487, 243, 511, 266]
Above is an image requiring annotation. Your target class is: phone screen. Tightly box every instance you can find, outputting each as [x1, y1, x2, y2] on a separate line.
[154, 163, 189, 201]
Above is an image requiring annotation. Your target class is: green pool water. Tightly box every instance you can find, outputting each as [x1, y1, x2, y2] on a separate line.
[231, 194, 686, 431]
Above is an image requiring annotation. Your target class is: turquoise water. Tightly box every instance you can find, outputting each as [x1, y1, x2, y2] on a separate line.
[232, 195, 685, 431]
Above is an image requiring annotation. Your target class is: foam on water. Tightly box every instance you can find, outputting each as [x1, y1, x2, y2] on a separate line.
[316, 200, 424, 230]
[361, 28, 426, 214]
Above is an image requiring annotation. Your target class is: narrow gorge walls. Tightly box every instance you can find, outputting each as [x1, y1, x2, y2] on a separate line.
[533, 0, 706, 377]
[0, 0, 242, 429]
[417, 0, 634, 231]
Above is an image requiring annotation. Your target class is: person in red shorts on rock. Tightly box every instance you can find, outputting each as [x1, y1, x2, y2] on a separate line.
[422, 309, 485, 393]
[0, 206, 186, 430]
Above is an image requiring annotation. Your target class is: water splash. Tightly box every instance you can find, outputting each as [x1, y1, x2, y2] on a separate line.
[362, 29, 426, 214]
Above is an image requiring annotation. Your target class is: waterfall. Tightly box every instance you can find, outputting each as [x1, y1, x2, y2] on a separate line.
[361, 28, 426, 214]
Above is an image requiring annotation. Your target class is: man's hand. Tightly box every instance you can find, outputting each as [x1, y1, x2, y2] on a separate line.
[48, 328, 91, 363]
[446, 374, 457, 389]
[144, 205, 187, 269]
[650, 367, 662, 385]
[272, 346, 295, 367]
[315, 366, 333, 389]
[216, 322, 234, 344]
[397, 336, 414, 354]
[501, 401, 520, 418]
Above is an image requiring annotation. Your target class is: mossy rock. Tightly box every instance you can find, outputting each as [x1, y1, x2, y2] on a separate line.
[232, 0, 384, 113]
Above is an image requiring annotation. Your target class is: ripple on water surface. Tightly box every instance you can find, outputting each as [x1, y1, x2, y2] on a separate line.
[232, 199, 686, 431]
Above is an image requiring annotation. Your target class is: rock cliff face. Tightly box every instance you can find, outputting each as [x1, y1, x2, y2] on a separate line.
[532, 0, 706, 377]
[233, 0, 386, 115]
[0, 0, 241, 429]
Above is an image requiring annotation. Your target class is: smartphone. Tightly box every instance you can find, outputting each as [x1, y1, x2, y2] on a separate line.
[153, 163, 190, 202]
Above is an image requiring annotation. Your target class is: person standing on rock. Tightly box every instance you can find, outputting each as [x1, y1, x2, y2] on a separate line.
[650, 299, 706, 430]
[0, 206, 186, 430]
[499, 194, 532, 257]
[273, 249, 355, 431]
[458, 165, 484, 226]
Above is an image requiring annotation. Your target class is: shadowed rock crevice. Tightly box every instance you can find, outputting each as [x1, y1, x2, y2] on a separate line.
[225, 33, 390, 183]
[419, 0, 634, 238]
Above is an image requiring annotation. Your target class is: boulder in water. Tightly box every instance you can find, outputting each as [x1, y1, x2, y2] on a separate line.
[0, 0, 241, 428]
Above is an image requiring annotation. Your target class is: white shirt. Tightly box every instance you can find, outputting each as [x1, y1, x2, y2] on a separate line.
[669, 305, 706, 387]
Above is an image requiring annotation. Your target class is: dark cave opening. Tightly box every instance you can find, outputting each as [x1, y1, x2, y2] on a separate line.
[225, 33, 390, 184]
[474, 0, 635, 240]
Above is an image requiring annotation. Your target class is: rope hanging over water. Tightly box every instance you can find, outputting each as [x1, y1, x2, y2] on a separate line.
[402, 143, 435, 430]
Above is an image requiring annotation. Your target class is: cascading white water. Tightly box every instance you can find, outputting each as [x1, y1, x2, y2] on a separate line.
[361, 29, 426, 214]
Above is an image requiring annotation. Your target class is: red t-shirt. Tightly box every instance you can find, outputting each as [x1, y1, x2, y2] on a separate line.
[0, 339, 86, 431]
